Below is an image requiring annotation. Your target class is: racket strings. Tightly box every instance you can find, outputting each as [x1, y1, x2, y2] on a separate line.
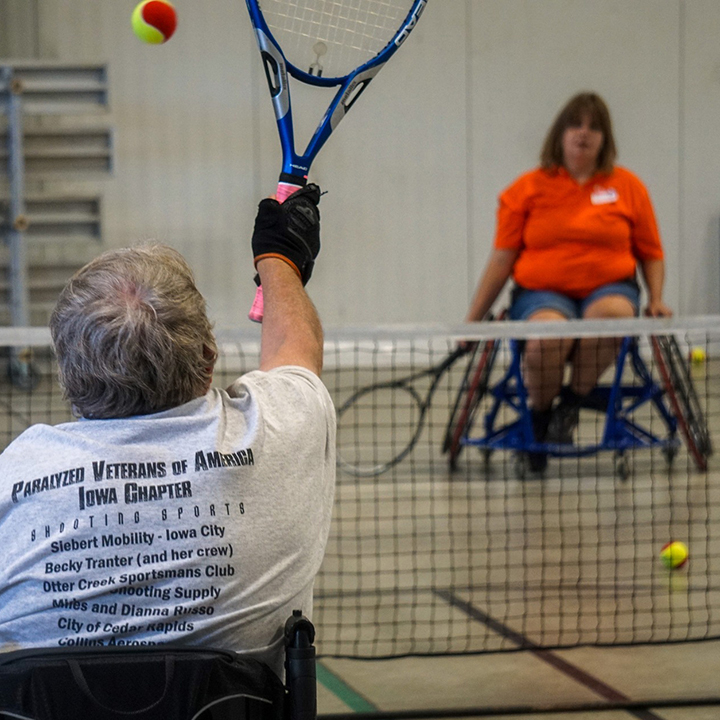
[258, 0, 415, 76]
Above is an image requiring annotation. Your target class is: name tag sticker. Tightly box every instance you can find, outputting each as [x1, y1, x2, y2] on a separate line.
[591, 187, 619, 205]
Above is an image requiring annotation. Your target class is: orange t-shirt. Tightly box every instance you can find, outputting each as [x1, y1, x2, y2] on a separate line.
[494, 166, 664, 298]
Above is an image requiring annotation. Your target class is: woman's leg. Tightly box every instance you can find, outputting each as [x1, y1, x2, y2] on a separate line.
[509, 289, 578, 473]
[546, 294, 636, 445]
[523, 309, 576, 411]
[521, 310, 575, 473]
[571, 294, 636, 394]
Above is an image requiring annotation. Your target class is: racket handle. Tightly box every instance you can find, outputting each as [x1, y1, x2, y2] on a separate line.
[248, 180, 305, 323]
[276, 181, 302, 203]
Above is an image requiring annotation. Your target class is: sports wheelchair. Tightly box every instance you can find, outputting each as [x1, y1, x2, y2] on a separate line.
[444, 328, 712, 480]
[0, 611, 316, 720]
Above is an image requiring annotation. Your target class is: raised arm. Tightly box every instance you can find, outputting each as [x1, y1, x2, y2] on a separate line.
[251, 185, 324, 374]
[256, 259, 323, 373]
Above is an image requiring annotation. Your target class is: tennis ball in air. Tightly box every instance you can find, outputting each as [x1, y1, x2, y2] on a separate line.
[660, 541, 688, 569]
[690, 347, 706, 364]
[132, 0, 177, 44]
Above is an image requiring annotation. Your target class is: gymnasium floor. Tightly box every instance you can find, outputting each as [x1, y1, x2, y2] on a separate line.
[316, 639, 720, 718]
[317, 445, 720, 718]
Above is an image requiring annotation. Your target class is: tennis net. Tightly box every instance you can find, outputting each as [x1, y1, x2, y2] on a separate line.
[317, 317, 720, 658]
[0, 318, 719, 660]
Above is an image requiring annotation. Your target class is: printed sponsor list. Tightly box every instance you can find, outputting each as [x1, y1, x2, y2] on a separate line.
[16, 449, 253, 647]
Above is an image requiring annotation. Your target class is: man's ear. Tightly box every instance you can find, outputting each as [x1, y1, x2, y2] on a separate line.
[203, 344, 216, 382]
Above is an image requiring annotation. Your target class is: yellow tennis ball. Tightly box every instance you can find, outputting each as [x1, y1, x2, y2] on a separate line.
[690, 347, 706, 364]
[132, 0, 177, 44]
[660, 541, 688, 569]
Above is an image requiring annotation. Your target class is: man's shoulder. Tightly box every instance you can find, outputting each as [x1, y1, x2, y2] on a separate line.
[0, 424, 66, 471]
[230, 365, 328, 395]
[226, 366, 334, 420]
[2, 422, 62, 450]
[3, 416, 79, 446]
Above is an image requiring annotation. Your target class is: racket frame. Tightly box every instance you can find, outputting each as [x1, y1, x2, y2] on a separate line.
[245, 0, 427, 321]
[246, 0, 428, 184]
[336, 345, 464, 477]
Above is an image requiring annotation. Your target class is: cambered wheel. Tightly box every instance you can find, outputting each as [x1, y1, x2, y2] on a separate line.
[444, 336, 500, 470]
[652, 335, 713, 471]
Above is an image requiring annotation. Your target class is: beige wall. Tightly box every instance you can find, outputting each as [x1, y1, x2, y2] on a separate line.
[681, 0, 720, 314]
[0, 1, 39, 58]
[1, 1, 719, 327]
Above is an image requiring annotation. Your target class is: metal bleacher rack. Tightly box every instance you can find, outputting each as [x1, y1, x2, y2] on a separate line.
[0, 61, 112, 388]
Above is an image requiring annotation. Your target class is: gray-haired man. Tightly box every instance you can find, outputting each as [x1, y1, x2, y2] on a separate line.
[0, 186, 335, 680]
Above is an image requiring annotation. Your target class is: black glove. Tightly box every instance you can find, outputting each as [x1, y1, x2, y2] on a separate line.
[252, 184, 321, 285]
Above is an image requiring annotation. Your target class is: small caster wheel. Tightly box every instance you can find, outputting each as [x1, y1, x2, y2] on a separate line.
[514, 453, 528, 480]
[662, 444, 678, 466]
[614, 453, 630, 481]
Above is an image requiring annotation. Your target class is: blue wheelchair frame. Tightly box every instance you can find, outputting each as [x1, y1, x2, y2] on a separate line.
[462, 336, 680, 474]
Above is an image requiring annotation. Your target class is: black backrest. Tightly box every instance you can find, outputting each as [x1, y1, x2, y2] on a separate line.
[0, 646, 284, 720]
[0, 613, 316, 720]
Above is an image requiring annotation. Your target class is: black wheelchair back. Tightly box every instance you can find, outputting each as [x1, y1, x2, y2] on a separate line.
[0, 611, 316, 720]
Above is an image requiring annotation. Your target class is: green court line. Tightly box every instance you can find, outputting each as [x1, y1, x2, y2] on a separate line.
[317, 661, 378, 713]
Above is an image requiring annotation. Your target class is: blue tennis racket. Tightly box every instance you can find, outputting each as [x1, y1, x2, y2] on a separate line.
[245, 0, 428, 322]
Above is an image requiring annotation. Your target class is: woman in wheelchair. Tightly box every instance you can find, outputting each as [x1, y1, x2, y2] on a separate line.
[465, 92, 672, 472]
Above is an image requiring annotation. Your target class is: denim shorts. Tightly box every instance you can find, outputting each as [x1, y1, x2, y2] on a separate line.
[509, 279, 640, 321]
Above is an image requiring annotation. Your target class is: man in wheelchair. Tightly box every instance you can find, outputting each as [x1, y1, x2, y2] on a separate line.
[0, 186, 335, 713]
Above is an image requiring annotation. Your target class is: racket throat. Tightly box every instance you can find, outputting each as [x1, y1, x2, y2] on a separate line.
[279, 173, 307, 189]
[340, 78, 372, 113]
[261, 50, 283, 98]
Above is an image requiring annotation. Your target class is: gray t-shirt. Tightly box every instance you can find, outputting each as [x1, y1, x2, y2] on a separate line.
[0, 366, 336, 678]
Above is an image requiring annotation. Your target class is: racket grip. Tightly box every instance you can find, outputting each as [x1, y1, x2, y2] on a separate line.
[247, 180, 305, 323]
[248, 285, 265, 323]
[276, 182, 302, 203]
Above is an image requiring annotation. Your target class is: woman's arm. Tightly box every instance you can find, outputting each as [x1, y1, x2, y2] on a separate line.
[465, 248, 519, 322]
[639, 258, 672, 317]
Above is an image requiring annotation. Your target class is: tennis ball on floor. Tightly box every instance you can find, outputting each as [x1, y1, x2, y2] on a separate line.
[132, 0, 177, 44]
[660, 541, 688, 569]
[690, 347, 706, 364]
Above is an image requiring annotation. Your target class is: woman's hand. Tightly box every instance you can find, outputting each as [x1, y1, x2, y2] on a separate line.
[645, 299, 673, 317]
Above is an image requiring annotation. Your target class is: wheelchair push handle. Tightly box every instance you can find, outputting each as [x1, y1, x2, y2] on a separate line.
[285, 610, 317, 720]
